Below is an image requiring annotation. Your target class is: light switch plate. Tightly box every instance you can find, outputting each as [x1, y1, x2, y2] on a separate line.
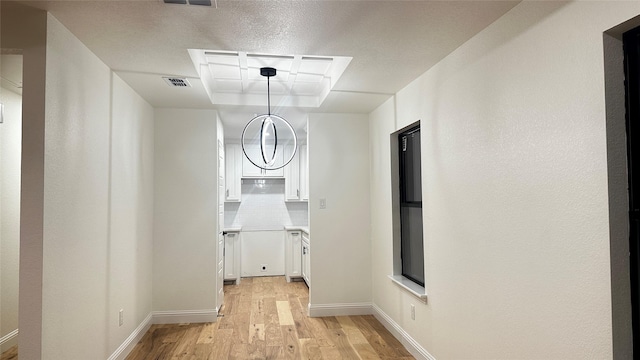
[319, 198, 326, 209]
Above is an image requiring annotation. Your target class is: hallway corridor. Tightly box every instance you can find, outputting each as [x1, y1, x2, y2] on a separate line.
[126, 276, 413, 359]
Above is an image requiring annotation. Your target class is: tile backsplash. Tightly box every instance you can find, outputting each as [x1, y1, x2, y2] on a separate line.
[224, 179, 308, 230]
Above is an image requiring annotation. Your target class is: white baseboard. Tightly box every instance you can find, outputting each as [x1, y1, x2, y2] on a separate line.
[107, 313, 152, 360]
[109, 305, 433, 360]
[0, 328, 18, 350]
[152, 309, 218, 324]
[109, 308, 219, 360]
[372, 304, 436, 360]
[308, 302, 373, 317]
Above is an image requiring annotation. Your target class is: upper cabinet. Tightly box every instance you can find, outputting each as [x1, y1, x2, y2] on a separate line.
[225, 143, 242, 202]
[299, 144, 308, 201]
[242, 143, 284, 177]
[226, 140, 308, 202]
[284, 145, 300, 201]
[284, 143, 308, 202]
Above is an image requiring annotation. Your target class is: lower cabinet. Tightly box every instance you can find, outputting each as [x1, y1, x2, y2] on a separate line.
[285, 230, 302, 282]
[224, 231, 241, 284]
[301, 232, 310, 287]
[218, 234, 225, 308]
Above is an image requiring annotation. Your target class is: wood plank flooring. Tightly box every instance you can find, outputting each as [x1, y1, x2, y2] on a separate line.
[127, 276, 414, 359]
[0, 346, 18, 360]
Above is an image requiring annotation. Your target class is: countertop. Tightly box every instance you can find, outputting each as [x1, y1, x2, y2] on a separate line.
[223, 225, 309, 234]
[284, 225, 310, 234]
[226, 226, 309, 234]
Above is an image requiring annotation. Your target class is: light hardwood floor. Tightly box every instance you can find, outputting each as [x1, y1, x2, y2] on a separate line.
[127, 276, 414, 359]
[0, 346, 17, 360]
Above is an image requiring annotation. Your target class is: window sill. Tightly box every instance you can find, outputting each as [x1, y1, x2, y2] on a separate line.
[388, 275, 427, 302]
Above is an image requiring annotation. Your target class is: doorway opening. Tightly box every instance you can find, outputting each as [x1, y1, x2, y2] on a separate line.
[0, 53, 23, 359]
[625, 24, 640, 359]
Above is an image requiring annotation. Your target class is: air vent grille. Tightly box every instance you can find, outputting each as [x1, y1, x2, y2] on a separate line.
[188, 0, 211, 6]
[163, 0, 213, 6]
[163, 77, 192, 88]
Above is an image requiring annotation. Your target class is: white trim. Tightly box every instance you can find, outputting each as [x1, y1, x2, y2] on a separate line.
[372, 304, 436, 360]
[151, 309, 218, 324]
[0, 328, 18, 346]
[388, 275, 428, 302]
[307, 302, 373, 317]
[107, 313, 152, 360]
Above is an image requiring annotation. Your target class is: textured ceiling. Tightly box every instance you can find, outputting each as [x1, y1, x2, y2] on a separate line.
[15, 0, 520, 137]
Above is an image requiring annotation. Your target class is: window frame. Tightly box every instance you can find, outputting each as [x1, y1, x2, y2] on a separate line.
[389, 121, 427, 301]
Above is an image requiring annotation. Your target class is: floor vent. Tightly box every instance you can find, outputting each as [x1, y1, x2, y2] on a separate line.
[163, 77, 191, 88]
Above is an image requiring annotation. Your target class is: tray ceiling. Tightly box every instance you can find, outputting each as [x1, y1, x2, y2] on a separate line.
[189, 50, 351, 108]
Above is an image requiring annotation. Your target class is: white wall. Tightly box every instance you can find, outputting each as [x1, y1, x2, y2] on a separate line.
[0, 86, 22, 351]
[42, 15, 111, 358]
[153, 109, 219, 313]
[108, 74, 154, 354]
[4, 13, 156, 359]
[241, 230, 285, 276]
[308, 113, 371, 309]
[369, 2, 640, 359]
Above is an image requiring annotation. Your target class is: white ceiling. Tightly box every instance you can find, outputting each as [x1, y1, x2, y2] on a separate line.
[13, 0, 520, 138]
[189, 50, 352, 108]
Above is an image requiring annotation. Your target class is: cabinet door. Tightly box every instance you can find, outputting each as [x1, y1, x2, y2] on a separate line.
[225, 144, 241, 201]
[291, 232, 302, 277]
[301, 241, 308, 286]
[284, 145, 300, 200]
[285, 231, 302, 282]
[218, 140, 225, 232]
[300, 144, 309, 200]
[217, 139, 225, 308]
[242, 144, 284, 177]
[301, 244, 306, 281]
[217, 234, 225, 307]
[224, 233, 237, 280]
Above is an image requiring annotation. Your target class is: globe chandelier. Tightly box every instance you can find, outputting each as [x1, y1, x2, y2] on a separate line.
[241, 67, 297, 171]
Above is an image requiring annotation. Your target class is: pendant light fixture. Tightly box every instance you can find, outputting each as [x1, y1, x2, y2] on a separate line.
[241, 67, 297, 171]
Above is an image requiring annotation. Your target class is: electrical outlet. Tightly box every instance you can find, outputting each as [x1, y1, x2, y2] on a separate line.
[261, 264, 267, 272]
[410, 304, 415, 320]
[119, 309, 124, 326]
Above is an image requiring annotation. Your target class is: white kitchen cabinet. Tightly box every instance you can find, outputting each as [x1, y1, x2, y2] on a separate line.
[284, 145, 301, 201]
[301, 231, 310, 287]
[299, 144, 309, 201]
[217, 136, 225, 309]
[224, 231, 241, 284]
[241, 143, 284, 177]
[285, 230, 302, 282]
[218, 234, 225, 305]
[225, 143, 242, 202]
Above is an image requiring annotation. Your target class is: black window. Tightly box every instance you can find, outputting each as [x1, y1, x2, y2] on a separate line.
[399, 126, 424, 286]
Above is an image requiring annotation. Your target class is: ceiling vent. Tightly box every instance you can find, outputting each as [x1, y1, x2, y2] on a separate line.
[163, 0, 214, 6]
[163, 77, 192, 88]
